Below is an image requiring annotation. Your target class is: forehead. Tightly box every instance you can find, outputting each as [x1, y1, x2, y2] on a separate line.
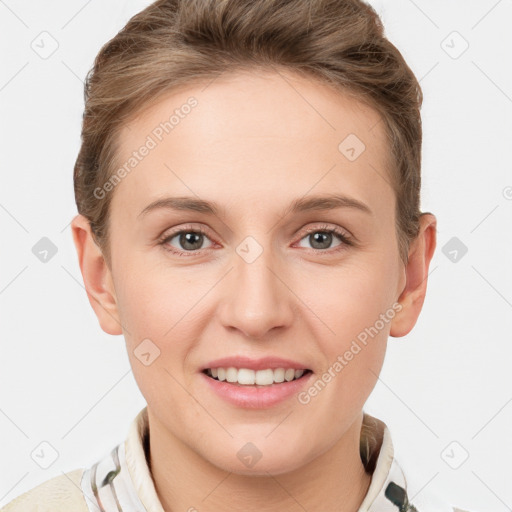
[111, 69, 394, 222]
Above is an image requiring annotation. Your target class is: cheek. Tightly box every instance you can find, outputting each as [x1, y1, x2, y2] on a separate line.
[117, 269, 203, 417]
[293, 257, 394, 396]
[300, 293, 389, 424]
[114, 259, 211, 403]
[295, 257, 397, 340]
[115, 255, 200, 341]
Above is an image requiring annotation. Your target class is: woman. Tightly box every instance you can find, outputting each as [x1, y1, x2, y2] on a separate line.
[1, 0, 472, 510]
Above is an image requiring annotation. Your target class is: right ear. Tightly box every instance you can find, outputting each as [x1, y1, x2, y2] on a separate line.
[70, 214, 123, 335]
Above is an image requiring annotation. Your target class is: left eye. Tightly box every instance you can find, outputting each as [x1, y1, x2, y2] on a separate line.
[296, 229, 345, 251]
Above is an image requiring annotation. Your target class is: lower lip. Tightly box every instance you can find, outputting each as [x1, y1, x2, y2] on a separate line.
[199, 371, 314, 409]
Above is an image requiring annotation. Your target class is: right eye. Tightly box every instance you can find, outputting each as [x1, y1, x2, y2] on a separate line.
[159, 227, 215, 256]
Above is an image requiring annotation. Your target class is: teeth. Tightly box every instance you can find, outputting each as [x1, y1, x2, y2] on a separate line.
[205, 367, 307, 386]
[226, 367, 238, 383]
[239, 368, 255, 385]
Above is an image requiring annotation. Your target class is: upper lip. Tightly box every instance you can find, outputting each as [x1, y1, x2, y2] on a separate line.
[201, 356, 311, 372]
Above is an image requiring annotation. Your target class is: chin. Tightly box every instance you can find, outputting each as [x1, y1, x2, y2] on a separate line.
[205, 439, 311, 477]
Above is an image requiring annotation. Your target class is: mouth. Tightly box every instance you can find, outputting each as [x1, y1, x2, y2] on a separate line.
[202, 367, 313, 387]
[200, 364, 315, 408]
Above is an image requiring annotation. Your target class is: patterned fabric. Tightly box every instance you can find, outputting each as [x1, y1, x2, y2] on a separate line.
[77, 407, 465, 512]
[80, 443, 149, 511]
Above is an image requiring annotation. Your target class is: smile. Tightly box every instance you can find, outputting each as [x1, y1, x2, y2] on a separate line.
[200, 366, 314, 408]
[203, 367, 312, 386]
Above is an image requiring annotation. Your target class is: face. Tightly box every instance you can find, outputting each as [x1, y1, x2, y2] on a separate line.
[96, 70, 408, 475]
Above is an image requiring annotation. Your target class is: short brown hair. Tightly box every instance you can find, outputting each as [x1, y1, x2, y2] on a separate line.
[74, 0, 424, 267]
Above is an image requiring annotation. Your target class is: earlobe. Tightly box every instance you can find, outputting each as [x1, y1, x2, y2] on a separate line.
[70, 214, 123, 336]
[390, 213, 437, 338]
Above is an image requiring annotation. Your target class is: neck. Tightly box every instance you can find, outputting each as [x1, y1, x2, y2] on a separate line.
[148, 411, 374, 512]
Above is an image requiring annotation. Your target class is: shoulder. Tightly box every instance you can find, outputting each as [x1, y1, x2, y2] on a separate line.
[0, 468, 89, 512]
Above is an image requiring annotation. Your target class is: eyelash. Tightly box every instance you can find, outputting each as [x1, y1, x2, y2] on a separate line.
[158, 223, 353, 258]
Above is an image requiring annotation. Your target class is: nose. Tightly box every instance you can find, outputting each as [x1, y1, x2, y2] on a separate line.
[217, 241, 295, 340]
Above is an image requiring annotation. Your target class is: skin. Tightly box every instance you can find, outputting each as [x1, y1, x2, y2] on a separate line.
[71, 69, 436, 512]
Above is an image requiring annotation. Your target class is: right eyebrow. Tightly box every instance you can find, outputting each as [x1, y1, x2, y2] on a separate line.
[138, 197, 220, 219]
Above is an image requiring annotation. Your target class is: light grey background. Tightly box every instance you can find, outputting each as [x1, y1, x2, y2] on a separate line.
[1, 1, 511, 511]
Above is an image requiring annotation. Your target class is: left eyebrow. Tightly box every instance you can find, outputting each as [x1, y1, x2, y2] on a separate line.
[284, 193, 373, 217]
[137, 193, 373, 220]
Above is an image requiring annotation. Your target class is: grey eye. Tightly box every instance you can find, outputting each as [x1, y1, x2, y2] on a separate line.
[167, 231, 213, 251]
[297, 231, 342, 250]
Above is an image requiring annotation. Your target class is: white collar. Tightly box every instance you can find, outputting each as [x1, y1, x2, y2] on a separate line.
[80, 407, 455, 512]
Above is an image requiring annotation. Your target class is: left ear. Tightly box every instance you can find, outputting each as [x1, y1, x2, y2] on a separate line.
[390, 213, 437, 338]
